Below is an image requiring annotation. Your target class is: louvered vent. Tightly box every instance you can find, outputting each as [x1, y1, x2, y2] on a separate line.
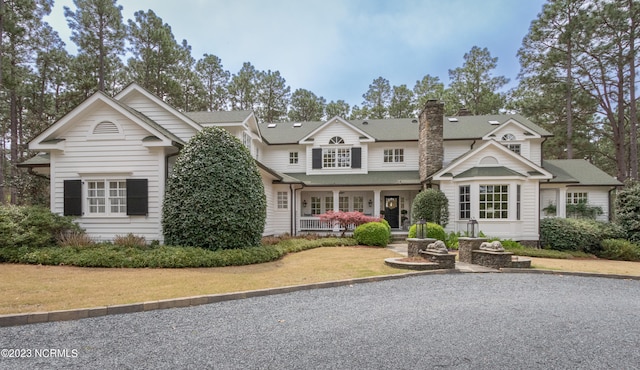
[93, 121, 120, 135]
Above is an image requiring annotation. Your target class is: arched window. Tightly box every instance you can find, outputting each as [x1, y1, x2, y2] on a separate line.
[329, 136, 344, 144]
[479, 156, 499, 165]
[501, 133, 516, 141]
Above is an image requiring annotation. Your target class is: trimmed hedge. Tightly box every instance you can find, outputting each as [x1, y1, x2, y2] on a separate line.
[353, 222, 391, 247]
[162, 127, 266, 250]
[407, 222, 447, 242]
[540, 218, 624, 254]
[0, 237, 358, 268]
[411, 188, 449, 227]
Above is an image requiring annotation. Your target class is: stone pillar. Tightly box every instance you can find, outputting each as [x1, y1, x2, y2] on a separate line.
[407, 238, 436, 257]
[418, 99, 444, 185]
[458, 237, 487, 264]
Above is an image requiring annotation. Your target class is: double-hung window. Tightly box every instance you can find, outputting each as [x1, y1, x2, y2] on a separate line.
[383, 149, 404, 163]
[87, 180, 127, 215]
[459, 185, 471, 219]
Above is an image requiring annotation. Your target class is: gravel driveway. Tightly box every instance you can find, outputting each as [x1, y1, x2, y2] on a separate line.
[1, 273, 639, 369]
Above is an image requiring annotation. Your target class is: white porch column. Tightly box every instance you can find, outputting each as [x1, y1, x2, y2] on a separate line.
[373, 190, 381, 217]
[332, 190, 340, 232]
[558, 187, 567, 218]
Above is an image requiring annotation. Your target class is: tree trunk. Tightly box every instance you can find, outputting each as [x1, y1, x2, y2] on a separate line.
[628, 0, 638, 180]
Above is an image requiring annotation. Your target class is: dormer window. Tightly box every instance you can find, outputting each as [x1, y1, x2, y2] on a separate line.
[329, 136, 345, 144]
[501, 133, 521, 155]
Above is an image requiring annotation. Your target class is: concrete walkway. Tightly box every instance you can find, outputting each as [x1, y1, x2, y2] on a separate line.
[387, 243, 500, 273]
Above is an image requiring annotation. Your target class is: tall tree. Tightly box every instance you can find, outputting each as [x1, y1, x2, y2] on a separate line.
[255, 69, 290, 122]
[172, 39, 204, 111]
[325, 100, 350, 118]
[126, 9, 182, 102]
[227, 62, 258, 111]
[448, 46, 509, 115]
[1, 0, 53, 204]
[413, 74, 445, 113]
[64, 0, 125, 93]
[388, 84, 415, 118]
[288, 88, 325, 121]
[195, 53, 229, 111]
[362, 76, 391, 119]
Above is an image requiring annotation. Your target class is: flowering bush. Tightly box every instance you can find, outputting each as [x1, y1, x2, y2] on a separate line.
[318, 211, 380, 237]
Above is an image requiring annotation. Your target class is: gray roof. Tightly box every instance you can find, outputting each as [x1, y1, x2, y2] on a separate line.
[281, 171, 420, 186]
[453, 166, 526, 179]
[256, 114, 552, 144]
[112, 98, 186, 146]
[543, 159, 621, 186]
[17, 153, 50, 167]
[185, 111, 253, 124]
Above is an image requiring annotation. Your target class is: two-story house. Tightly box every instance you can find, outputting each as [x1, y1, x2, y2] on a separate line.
[22, 84, 620, 244]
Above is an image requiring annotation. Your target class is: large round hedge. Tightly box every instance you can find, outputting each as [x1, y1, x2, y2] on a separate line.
[353, 221, 391, 247]
[615, 182, 640, 242]
[162, 127, 266, 250]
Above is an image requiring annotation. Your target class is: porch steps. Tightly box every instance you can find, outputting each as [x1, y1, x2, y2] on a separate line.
[390, 232, 409, 243]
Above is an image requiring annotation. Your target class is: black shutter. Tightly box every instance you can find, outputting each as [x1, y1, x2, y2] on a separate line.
[351, 147, 361, 169]
[127, 179, 148, 215]
[64, 180, 82, 216]
[312, 148, 322, 169]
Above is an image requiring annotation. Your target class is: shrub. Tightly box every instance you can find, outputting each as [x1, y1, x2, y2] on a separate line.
[318, 211, 380, 237]
[57, 231, 94, 248]
[353, 222, 391, 247]
[0, 205, 81, 249]
[114, 233, 148, 248]
[407, 222, 446, 242]
[598, 239, 640, 261]
[540, 218, 623, 254]
[411, 188, 449, 227]
[615, 181, 640, 242]
[162, 127, 266, 250]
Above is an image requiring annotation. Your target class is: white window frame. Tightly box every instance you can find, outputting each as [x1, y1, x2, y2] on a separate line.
[323, 147, 351, 168]
[479, 184, 509, 219]
[567, 192, 588, 204]
[289, 152, 299, 164]
[383, 148, 404, 163]
[459, 185, 471, 220]
[277, 191, 288, 209]
[86, 179, 127, 216]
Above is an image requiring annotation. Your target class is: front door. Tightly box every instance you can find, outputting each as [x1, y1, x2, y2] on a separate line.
[384, 196, 400, 228]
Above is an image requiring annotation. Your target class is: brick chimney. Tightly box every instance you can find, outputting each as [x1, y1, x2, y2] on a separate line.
[418, 99, 444, 185]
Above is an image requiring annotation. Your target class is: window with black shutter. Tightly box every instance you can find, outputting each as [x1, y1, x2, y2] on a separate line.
[64, 180, 82, 216]
[312, 148, 322, 169]
[351, 147, 361, 168]
[126, 179, 148, 215]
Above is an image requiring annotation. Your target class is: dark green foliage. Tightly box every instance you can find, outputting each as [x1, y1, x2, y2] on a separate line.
[615, 182, 640, 242]
[411, 188, 449, 227]
[0, 237, 357, 268]
[566, 202, 603, 219]
[0, 206, 81, 249]
[353, 222, 391, 247]
[407, 222, 447, 242]
[162, 127, 266, 250]
[540, 218, 624, 254]
[598, 239, 640, 262]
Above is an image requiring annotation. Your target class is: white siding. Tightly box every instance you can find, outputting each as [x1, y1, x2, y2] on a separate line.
[443, 140, 473, 166]
[260, 145, 307, 173]
[367, 143, 419, 171]
[119, 93, 198, 142]
[51, 105, 166, 242]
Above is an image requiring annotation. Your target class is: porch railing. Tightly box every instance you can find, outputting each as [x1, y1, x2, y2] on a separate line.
[298, 216, 356, 232]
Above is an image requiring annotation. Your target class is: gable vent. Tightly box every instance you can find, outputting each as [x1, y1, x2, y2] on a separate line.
[267, 123, 277, 128]
[488, 120, 500, 125]
[93, 121, 119, 135]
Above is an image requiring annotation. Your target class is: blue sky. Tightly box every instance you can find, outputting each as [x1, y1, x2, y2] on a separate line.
[46, 0, 547, 108]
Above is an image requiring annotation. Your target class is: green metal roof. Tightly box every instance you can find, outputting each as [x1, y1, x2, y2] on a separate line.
[543, 159, 621, 186]
[281, 171, 420, 186]
[254, 114, 551, 144]
[454, 166, 526, 178]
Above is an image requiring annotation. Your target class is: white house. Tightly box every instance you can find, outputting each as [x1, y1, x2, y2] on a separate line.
[22, 84, 621, 244]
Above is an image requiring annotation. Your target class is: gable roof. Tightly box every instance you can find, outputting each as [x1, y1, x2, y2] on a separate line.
[543, 159, 622, 186]
[433, 140, 553, 181]
[28, 90, 186, 150]
[185, 111, 253, 124]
